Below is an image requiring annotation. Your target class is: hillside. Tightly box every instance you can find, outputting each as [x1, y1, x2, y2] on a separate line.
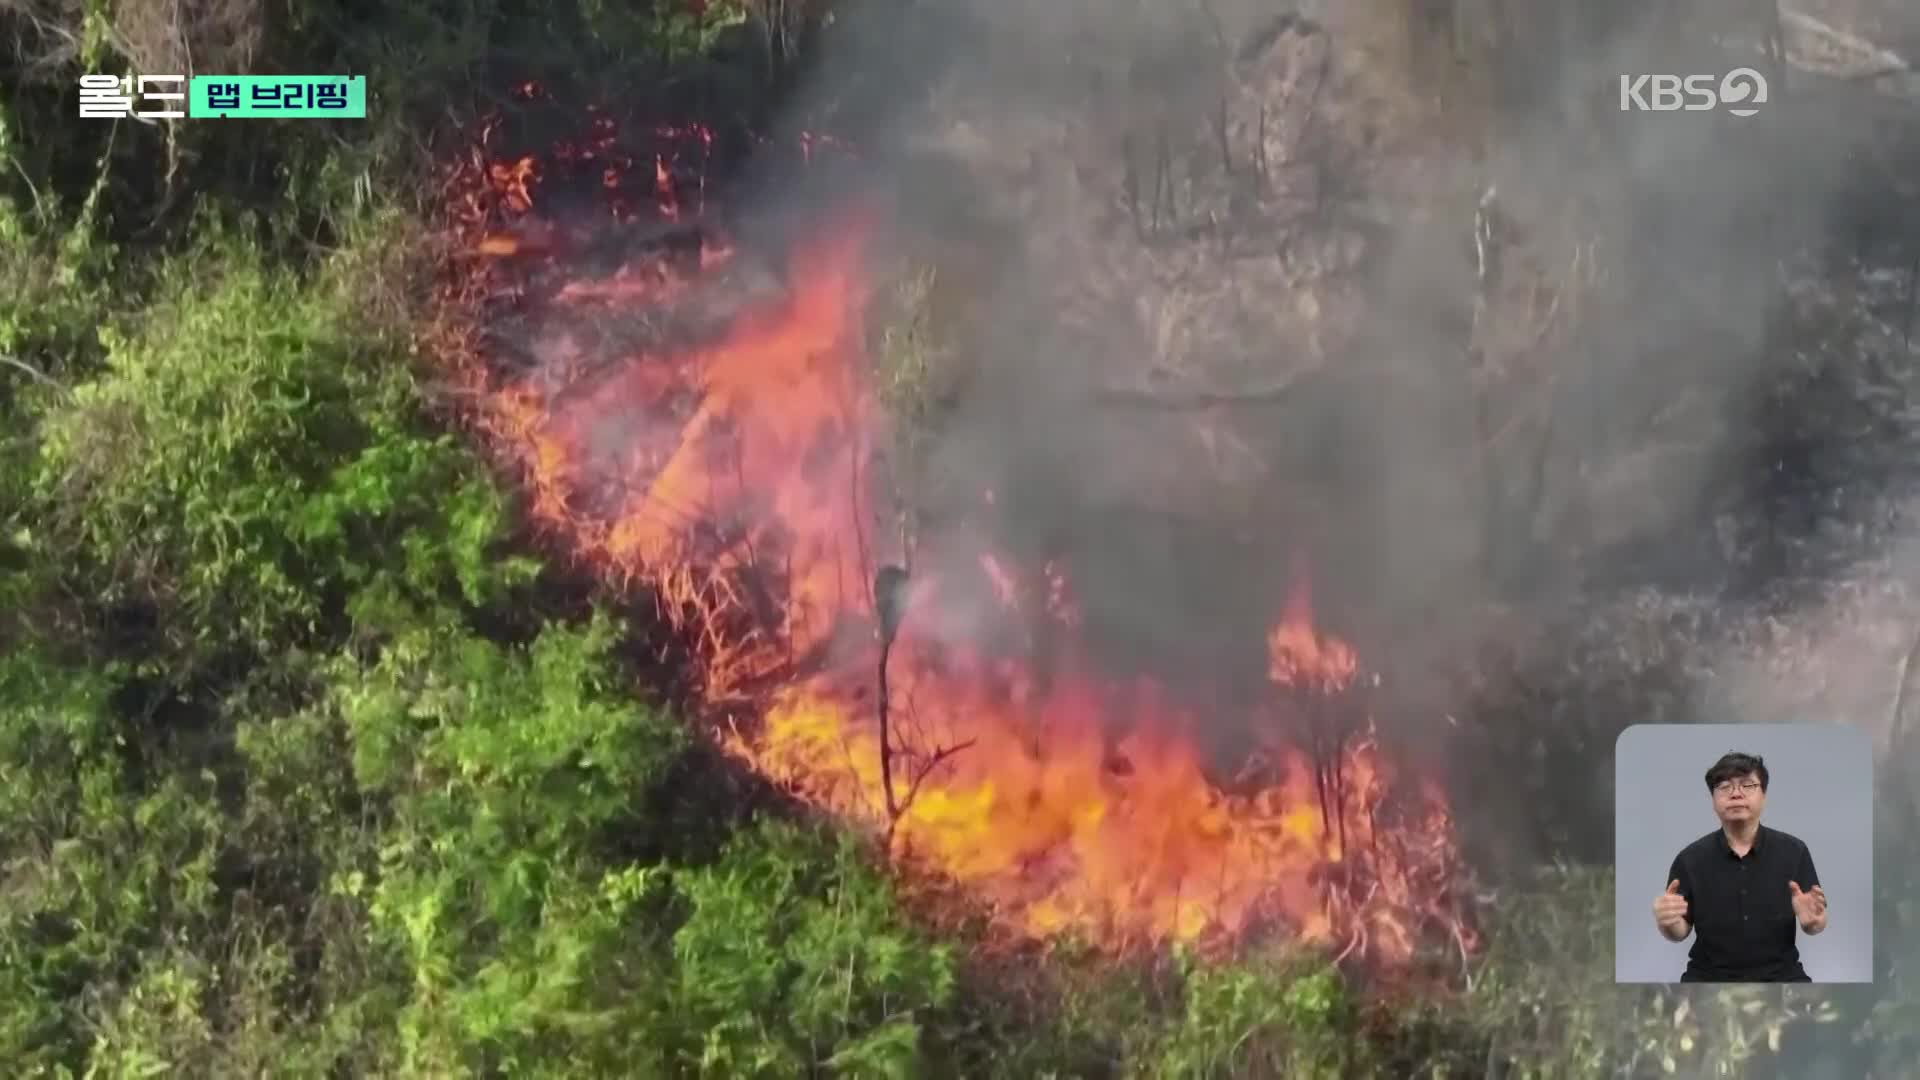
[4, 1, 1920, 1076]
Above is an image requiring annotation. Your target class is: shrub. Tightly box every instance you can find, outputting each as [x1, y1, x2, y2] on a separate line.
[28, 214, 538, 678]
[666, 820, 959, 1077]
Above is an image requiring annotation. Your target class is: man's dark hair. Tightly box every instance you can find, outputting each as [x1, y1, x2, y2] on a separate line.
[1705, 752, 1769, 792]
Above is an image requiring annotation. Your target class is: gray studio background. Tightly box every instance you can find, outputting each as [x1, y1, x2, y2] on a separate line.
[1615, 723, 1873, 983]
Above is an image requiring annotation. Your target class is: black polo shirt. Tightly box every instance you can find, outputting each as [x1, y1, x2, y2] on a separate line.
[1667, 824, 1819, 982]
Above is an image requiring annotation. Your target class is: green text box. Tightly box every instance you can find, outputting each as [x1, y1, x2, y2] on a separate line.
[189, 76, 365, 118]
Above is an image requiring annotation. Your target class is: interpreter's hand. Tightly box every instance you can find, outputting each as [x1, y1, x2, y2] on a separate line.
[1790, 881, 1828, 932]
[1653, 879, 1689, 936]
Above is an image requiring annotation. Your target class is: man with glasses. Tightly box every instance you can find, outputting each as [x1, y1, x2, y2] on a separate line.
[1650, 752, 1828, 981]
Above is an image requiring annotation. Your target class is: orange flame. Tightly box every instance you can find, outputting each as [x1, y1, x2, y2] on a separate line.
[755, 642, 1448, 952]
[474, 233, 521, 256]
[488, 156, 537, 213]
[437, 120, 1472, 965]
[1267, 573, 1359, 694]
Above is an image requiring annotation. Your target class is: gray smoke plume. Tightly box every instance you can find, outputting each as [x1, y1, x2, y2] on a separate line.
[756, 0, 1913, 716]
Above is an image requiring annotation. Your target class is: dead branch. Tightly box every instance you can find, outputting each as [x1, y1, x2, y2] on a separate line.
[0, 0, 85, 81]
[874, 564, 910, 820]
[870, 564, 974, 845]
[899, 737, 979, 818]
[878, 634, 898, 820]
[0, 354, 70, 397]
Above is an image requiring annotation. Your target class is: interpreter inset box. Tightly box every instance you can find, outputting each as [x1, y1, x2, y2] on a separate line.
[1615, 723, 1872, 984]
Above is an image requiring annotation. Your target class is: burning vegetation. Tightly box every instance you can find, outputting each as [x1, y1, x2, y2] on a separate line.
[14, 0, 1920, 1072]
[435, 92, 1474, 966]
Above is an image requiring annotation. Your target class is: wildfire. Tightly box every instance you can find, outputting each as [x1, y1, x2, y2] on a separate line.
[755, 623, 1452, 955]
[436, 106, 1473, 965]
[1267, 570, 1360, 694]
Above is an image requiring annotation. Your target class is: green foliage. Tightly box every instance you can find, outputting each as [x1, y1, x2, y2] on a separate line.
[270, 615, 962, 1077]
[27, 217, 537, 675]
[919, 939, 1389, 1079]
[0, 112, 117, 386]
[329, 613, 684, 1074]
[0, 649, 224, 1073]
[84, 949, 220, 1077]
[668, 821, 957, 1076]
[341, 612, 683, 882]
[1461, 862, 1855, 1079]
[1023, 955, 1165, 1076]
[1, 97, 127, 636]
[1464, 861, 1627, 1077]
[643, 0, 753, 64]
[227, 697, 405, 1076]
[1148, 950, 1355, 1079]
[0, 7, 1017, 1077]
[271, 0, 764, 145]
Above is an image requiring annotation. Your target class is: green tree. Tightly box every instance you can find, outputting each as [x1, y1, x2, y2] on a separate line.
[26, 215, 537, 679]
[666, 821, 958, 1077]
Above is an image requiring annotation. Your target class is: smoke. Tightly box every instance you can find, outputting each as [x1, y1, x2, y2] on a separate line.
[745, 0, 1904, 689]
[712, 0, 1920, 1056]
[736, 0, 1919, 919]
[760, 1, 1390, 685]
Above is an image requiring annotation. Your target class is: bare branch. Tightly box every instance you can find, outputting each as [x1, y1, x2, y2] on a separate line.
[899, 737, 978, 812]
[0, 354, 70, 397]
[878, 636, 898, 820]
[0, 1, 85, 81]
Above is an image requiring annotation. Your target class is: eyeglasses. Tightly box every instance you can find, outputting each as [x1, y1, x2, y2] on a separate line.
[1713, 780, 1763, 796]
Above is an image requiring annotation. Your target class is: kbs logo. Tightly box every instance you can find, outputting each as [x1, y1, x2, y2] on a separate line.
[1618, 69, 1769, 117]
